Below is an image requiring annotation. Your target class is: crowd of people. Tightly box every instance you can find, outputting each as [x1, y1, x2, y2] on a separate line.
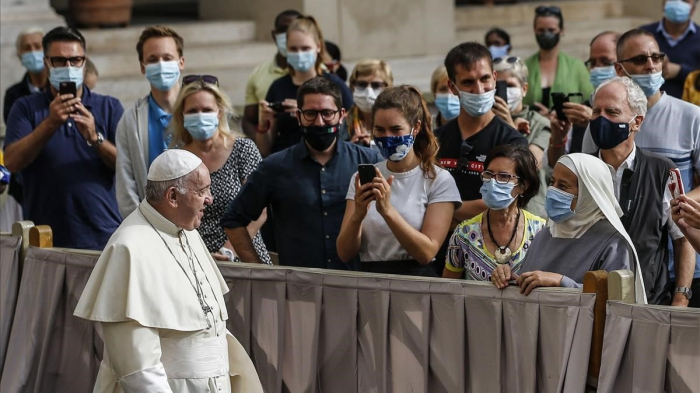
[3, 1, 700, 310]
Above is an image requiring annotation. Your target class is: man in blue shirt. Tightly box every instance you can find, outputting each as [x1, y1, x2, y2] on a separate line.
[4, 27, 124, 250]
[641, 0, 700, 99]
[115, 26, 185, 217]
[222, 76, 382, 269]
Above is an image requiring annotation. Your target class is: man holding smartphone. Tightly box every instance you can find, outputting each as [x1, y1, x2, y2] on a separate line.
[3, 27, 123, 250]
[222, 76, 381, 269]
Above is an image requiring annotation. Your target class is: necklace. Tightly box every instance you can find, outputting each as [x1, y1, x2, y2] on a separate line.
[486, 208, 521, 264]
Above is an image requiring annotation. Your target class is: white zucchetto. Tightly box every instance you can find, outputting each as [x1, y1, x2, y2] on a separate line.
[147, 149, 202, 181]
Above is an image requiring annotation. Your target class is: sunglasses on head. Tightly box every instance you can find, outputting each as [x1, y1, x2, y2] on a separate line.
[493, 56, 521, 65]
[182, 74, 219, 87]
[535, 5, 562, 16]
[617, 53, 666, 66]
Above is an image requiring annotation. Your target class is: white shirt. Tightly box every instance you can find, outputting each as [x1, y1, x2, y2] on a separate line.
[598, 144, 683, 240]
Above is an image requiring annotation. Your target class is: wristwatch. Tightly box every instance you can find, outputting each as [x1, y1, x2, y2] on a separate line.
[87, 132, 104, 147]
[675, 286, 693, 300]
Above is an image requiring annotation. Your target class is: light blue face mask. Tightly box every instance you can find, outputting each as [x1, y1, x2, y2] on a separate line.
[145, 60, 180, 91]
[49, 65, 84, 90]
[434, 93, 460, 120]
[589, 66, 617, 88]
[545, 186, 577, 223]
[664, 0, 692, 23]
[21, 51, 44, 73]
[374, 129, 415, 162]
[184, 112, 219, 141]
[480, 179, 517, 210]
[458, 89, 496, 117]
[275, 33, 287, 57]
[628, 70, 665, 97]
[287, 50, 317, 72]
[489, 45, 510, 60]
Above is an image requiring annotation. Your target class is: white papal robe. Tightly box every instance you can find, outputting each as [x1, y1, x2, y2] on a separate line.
[74, 201, 263, 393]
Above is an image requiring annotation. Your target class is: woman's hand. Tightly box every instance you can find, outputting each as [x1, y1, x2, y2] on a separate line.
[493, 96, 516, 128]
[516, 270, 563, 295]
[282, 98, 298, 117]
[352, 174, 375, 221]
[372, 167, 395, 217]
[514, 118, 530, 135]
[562, 102, 592, 129]
[258, 100, 276, 132]
[492, 264, 518, 289]
[672, 195, 700, 230]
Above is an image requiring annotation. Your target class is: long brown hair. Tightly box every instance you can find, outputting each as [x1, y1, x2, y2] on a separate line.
[372, 85, 439, 179]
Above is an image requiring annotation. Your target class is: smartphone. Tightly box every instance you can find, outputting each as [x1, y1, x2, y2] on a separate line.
[358, 164, 376, 185]
[551, 92, 568, 121]
[669, 168, 685, 199]
[495, 80, 508, 102]
[59, 81, 77, 99]
[268, 102, 287, 113]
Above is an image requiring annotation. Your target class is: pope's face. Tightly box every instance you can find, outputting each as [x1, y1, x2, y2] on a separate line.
[177, 164, 213, 230]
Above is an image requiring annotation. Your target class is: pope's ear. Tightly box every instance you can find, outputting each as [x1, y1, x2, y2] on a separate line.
[166, 187, 179, 206]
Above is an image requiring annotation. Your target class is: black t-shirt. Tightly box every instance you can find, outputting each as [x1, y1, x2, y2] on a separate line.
[435, 116, 528, 201]
[265, 72, 353, 154]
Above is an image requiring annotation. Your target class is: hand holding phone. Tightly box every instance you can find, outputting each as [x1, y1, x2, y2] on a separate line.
[59, 81, 77, 99]
[268, 102, 287, 113]
[669, 168, 685, 199]
[358, 164, 376, 185]
[495, 80, 508, 102]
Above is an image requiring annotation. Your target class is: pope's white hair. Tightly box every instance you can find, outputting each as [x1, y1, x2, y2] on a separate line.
[145, 172, 194, 202]
[594, 76, 647, 116]
[16, 27, 44, 53]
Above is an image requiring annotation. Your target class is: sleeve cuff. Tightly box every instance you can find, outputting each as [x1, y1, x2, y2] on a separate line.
[560, 276, 581, 289]
[119, 363, 173, 393]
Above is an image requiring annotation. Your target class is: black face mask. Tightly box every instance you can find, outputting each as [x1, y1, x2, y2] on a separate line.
[302, 124, 339, 151]
[536, 31, 560, 51]
[590, 115, 633, 150]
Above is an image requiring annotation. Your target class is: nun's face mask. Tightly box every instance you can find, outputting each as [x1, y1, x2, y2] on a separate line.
[546, 163, 579, 222]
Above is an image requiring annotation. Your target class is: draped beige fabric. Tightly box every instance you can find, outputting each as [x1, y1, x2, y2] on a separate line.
[597, 301, 700, 393]
[0, 235, 21, 375]
[1, 248, 597, 393]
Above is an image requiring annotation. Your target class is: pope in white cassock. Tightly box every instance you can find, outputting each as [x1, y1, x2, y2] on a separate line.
[75, 149, 263, 393]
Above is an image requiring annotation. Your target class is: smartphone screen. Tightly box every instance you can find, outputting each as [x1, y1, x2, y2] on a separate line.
[358, 164, 376, 185]
[495, 80, 508, 102]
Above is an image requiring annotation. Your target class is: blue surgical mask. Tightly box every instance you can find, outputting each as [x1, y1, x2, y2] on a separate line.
[589, 66, 617, 88]
[590, 115, 635, 150]
[184, 112, 219, 141]
[49, 65, 84, 90]
[21, 51, 44, 73]
[625, 69, 665, 97]
[664, 0, 692, 23]
[489, 45, 510, 60]
[480, 179, 517, 210]
[287, 50, 317, 72]
[434, 93, 460, 120]
[458, 89, 496, 117]
[374, 129, 415, 162]
[145, 61, 180, 91]
[545, 186, 577, 223]
[275, 33, 288, 57]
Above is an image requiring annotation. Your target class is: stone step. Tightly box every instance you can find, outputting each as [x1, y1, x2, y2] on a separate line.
[454, 0, 626, 31]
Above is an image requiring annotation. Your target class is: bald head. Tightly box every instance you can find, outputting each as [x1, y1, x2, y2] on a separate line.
[587, 31, 619, 69]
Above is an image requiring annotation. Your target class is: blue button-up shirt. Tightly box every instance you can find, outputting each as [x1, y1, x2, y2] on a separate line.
[4, 86, 124, 250]
[147, 94, 172, 166]
[221, 139, 382, 269]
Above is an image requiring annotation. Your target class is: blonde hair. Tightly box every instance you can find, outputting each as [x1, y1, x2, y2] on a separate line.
[493, 57, 529, 86]
[286, 16, 326, 75]
[430, 65, 448, 96]
[348, 59, 394, 88]
[171, 80, 233, 146]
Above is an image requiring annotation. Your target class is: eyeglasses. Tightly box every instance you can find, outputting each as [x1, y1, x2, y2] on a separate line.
[535, 5, 562, 16]
[182, 74, 219, 86]
[49, 56, 85, 67]
[493, 56, 521, 65]
[300, 109, 340, 122]
[481, 171, 520, 184]
[354, 81, 387, 90]
[617, 53, 665, 66]
[585, 57, 616, 69]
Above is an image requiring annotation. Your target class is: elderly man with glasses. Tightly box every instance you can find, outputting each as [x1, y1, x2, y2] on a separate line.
[3, 26, 124, 250]
[222, 76, 381, 269]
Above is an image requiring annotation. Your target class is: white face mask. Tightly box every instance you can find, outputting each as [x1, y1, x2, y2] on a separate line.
[506, 87, 523, 112]
[353, 87, 380, 113]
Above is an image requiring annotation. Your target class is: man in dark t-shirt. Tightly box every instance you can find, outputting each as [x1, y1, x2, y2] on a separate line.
[436, 42, 527, 223]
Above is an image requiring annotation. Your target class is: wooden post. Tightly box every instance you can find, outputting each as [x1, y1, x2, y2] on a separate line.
[583, 270, 608, 389]
[11, 220, 34, 262]
[28, 225, 52, 248]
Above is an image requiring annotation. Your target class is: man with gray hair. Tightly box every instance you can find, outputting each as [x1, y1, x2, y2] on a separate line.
[75, 149, 263, 392]
[590, 76, 695, 305]
[3, 27, 47, 123]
